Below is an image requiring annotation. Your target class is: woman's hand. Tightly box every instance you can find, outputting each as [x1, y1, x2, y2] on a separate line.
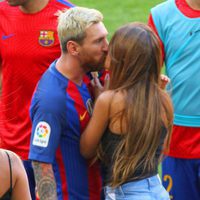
[91, 72, 110, 99]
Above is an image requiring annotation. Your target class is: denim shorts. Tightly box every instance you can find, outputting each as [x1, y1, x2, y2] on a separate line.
[104, 175, 170, 200]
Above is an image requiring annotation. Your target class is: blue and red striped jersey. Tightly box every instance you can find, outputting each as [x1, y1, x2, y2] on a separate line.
[29, 61, 102, 199]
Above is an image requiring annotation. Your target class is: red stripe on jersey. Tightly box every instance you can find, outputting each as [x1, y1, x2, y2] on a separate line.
[66, 81, 90, 132]
[87, 161, 102, 200]
[56, 147, 69, 200]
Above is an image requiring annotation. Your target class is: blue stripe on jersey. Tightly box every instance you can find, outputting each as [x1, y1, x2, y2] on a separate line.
[56, 0, 75, 7]
[60, 137, 90, 198]
[53, 161, 64, 200]
[65, 92, 80, 139]
[63, 83, 90, 198]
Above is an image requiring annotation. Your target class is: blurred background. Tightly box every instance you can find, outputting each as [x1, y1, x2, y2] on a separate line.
[0, 0, 165, 39]
[72, 0, 164, 39]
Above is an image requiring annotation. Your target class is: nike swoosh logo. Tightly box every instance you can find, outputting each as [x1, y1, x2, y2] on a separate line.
[2, 34, 15, 40]
[80, 110, 87, 121]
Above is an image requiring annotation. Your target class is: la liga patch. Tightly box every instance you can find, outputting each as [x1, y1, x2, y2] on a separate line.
[33, 121, 51, 147]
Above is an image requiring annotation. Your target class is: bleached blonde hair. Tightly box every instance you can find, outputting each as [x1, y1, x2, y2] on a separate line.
[57, 7, 103, 52]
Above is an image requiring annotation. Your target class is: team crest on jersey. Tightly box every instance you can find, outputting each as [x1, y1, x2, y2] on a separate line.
[33, 121, 51, 147]
[39, 30, 54, 46]
[86, 99, 93, 116]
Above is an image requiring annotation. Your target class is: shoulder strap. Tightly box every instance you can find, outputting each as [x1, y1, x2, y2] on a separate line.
[5, 151, 12, 193]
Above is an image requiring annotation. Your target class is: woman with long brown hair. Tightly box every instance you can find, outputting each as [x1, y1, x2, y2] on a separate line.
[80, 22, 173, 199]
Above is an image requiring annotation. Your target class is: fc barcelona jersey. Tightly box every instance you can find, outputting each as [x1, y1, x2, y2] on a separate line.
[29, 61, 102, 199]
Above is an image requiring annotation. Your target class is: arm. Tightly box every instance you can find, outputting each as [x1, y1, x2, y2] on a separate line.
[32, 161, 57, 200]
[29, 84, 62, 199]
[29, 112, 62, 200]
[80, 91, 111, 158]
[11, 153, 31, 200]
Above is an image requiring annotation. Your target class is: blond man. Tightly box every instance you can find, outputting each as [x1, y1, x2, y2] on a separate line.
[29, 7, 108, 200]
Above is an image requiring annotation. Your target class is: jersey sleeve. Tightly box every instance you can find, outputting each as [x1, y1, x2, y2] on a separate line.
[29, 106, 62, 163]
[148, 14, 165, 62]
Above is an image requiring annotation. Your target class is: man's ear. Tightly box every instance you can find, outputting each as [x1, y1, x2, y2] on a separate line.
[66, 41, 80, 56]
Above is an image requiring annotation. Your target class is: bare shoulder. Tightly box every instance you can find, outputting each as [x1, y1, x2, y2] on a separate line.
[3, 150, 25, 179]
[0, 150, 31, 200]
[0, 149, 20, 164]
[97, 90, 124, 109]
[4, 150, 22, 164]
[96, 90, 115, 105]
[0, 150, 23, 187]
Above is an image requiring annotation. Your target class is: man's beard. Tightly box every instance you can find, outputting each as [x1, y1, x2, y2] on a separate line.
[83, 55, 107, 72]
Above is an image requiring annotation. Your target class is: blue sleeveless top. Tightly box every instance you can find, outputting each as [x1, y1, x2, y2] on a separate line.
[151, 0, 200, 127]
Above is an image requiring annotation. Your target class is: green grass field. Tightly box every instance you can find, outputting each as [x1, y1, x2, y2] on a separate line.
[72, 0, 164, 39]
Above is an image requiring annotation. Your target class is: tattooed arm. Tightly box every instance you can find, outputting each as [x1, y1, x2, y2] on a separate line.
[32, 161, 57, 200]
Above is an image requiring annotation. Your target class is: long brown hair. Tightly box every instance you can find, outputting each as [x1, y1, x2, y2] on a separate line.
[101, 22, 173, 187]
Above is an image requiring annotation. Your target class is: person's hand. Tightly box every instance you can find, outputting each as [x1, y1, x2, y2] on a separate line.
[160, 74, 170, 89]
[91, 72, 110, 99]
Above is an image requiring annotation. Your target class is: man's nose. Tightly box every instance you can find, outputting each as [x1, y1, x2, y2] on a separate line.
[103, 38, 109, 52]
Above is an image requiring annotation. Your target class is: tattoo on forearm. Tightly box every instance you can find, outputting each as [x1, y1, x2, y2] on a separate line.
[32, 161, 57, 200]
